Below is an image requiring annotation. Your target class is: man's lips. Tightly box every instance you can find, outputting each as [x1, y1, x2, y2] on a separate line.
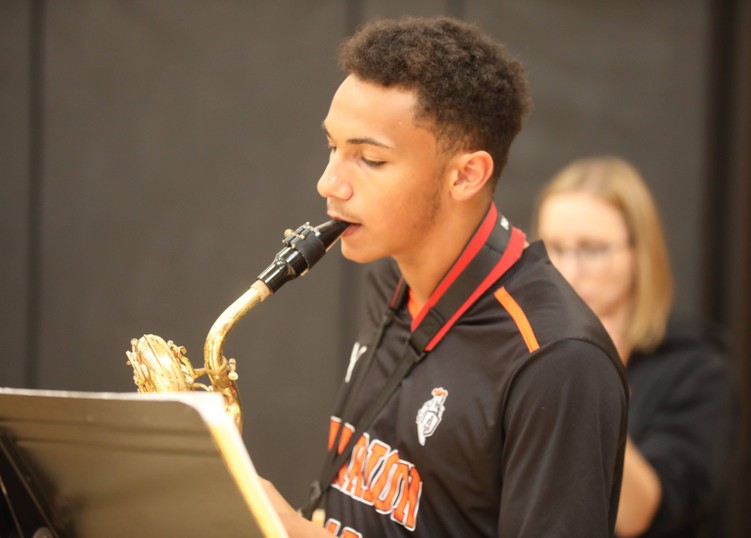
[328, 211, 359, 236]
[342, 223, 361, 237]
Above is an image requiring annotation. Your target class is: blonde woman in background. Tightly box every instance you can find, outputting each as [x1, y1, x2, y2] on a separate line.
[533, 156, 738, 538]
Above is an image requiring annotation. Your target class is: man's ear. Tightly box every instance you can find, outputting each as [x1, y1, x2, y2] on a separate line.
[449, 150, 494, 201]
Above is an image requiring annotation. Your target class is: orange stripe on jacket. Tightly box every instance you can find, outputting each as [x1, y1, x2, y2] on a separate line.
[494, 287, 540, 352]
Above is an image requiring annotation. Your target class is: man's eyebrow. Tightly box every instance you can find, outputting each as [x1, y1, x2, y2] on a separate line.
[322, 123, 393, 150]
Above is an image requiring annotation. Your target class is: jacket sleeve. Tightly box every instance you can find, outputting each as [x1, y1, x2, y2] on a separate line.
[498, 338, 628, 537]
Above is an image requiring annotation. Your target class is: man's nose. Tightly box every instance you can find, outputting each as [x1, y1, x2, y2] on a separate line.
[317, 162, 353, 200]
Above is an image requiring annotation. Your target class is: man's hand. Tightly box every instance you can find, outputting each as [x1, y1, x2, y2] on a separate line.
[261, 478, 334, 537]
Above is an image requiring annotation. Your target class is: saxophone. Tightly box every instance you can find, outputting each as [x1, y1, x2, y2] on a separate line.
[126, 219, 349, 432]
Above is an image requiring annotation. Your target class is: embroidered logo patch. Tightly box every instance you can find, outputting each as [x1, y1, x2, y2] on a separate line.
[416, 387, 448, 446]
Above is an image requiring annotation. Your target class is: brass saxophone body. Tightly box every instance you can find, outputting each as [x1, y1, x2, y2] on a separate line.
[127, 219, 349, 431]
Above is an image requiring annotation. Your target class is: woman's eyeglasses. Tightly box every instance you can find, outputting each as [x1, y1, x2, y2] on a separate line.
[545, 242, 630, 272]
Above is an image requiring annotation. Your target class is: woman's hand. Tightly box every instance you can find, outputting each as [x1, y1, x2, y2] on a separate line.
[615, 437, 662, 537]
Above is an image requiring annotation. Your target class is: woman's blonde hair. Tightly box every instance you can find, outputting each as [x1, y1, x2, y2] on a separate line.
[533, 156, 673, 353]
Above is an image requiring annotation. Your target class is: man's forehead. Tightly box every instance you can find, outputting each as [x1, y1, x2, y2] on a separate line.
[322, 77, 441, 147]
[321, 121, 394, 150]
[332, 75, 418, 116]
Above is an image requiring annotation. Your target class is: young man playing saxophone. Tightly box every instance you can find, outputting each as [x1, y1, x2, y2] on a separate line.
[263, 16, 628, 537]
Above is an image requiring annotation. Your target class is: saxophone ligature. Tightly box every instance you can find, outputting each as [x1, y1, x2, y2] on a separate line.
[126, 219, 349, 431]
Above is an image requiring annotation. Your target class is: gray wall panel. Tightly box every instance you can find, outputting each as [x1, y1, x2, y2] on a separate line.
[470, 0, 709, 316]
[37, 0, 349, 504]
[0, 1, 31, 389]
[361, 0, 455, 19]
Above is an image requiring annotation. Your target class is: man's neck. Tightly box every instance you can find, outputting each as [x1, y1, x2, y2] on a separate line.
[395, 201, 492, 308]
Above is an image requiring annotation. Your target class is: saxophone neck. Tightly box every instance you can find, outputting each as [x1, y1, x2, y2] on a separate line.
[202, 279, 271, 431]
[203, 280, 270, 378]
[203, 219, 349, 374]
[201, 218, 349, 430]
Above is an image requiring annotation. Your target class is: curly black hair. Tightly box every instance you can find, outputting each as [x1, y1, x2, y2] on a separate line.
[337, 16, 532, 185]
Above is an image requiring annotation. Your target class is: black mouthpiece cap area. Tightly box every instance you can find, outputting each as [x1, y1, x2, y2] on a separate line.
[257, 219, 350, 293]
[315, 219, 350, 251]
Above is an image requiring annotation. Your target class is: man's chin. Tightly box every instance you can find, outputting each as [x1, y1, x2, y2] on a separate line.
[340, 243, 381, 265]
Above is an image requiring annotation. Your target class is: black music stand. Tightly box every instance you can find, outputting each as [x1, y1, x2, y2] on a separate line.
[0, 388, 287, 538]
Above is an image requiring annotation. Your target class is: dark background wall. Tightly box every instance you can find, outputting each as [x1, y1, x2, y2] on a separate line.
[1, 0, 749, 534]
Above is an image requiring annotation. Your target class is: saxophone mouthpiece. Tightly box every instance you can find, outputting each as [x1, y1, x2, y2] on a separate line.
[314, 219, 351, 250]
[257, 219, 350, 293]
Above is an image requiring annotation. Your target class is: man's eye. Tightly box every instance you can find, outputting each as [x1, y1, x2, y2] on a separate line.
[362, 157, 385, 167]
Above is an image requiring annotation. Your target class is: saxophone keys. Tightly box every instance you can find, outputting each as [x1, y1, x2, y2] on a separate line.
[228, 358, 239, 381]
